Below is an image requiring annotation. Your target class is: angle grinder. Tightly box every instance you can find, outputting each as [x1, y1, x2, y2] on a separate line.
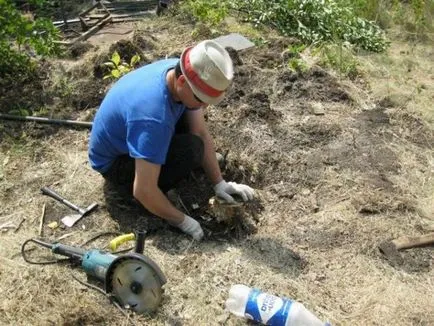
[22, 232, 166, 314]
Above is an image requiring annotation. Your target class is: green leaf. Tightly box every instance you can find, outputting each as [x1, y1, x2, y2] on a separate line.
[118, 65, 130, 74]
[111, 69, 121, 78]
[102, 62, 115, 68]
[111, 51, 121, 66]
[130, 54, 140, 67]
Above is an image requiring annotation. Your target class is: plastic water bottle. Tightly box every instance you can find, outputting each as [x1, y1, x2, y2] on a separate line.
[225, 284, 330, 326]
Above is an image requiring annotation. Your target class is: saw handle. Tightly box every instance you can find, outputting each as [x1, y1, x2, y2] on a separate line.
[52, 243, 86, 261]
[41, 187, 81, 212]
[109, 233, 135, 252]
[393, 232, 434, 250]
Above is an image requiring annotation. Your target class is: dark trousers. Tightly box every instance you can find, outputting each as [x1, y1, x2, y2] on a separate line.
[102, 116, 204, 195]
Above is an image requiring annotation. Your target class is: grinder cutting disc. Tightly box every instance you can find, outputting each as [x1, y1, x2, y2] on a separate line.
[106, 253, 167, 314]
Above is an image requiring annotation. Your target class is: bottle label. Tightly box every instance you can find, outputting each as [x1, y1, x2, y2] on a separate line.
[244, 288, 293, 325]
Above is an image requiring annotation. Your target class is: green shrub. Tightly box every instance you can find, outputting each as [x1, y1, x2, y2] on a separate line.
[338, 0, 393, 28]
[230, 0, 389, 52]
[407, 0, 434, 38]
[340, 0, 434, 40]
[178, 0, 229, 26]
[0, 0, 60, 79]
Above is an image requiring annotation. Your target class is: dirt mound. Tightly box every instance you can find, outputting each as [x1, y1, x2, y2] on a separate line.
[225, 47, 243, 66]
[108, 39, 146, 63]
[68, 42, 95, 59]
[275, 67, 351, 103]
[0, 61, 49, 113]
[132, 31, 157, 52]
[243, 92, 282, 121]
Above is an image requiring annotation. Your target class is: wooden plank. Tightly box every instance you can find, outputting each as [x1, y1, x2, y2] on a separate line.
[54, 15, 113, 46]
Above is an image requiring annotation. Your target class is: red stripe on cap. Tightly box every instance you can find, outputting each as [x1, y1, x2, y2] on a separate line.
[183, 48, 223, 98]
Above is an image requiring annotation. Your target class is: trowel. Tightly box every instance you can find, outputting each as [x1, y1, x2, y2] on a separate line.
[213, 33, 255, 51]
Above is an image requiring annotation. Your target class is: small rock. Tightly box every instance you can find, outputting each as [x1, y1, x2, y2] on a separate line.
[47, 221, 58, 229]
[200, 215, 212, 222]
[301, 188, 311, 196]
[310, 102, 325, 115]
[3, 156, 9, 166]
[216, 312, 230, 324]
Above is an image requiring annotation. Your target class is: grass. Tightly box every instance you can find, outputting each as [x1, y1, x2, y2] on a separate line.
[358, 39, 434, 124]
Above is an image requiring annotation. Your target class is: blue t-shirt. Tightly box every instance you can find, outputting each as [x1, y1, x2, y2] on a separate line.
[89, 59, 186, 173]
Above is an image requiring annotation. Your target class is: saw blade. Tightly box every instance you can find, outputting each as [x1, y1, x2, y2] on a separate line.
[111, 257, 164, 313]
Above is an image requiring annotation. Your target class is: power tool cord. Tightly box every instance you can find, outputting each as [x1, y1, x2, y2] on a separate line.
[21, 238, 71, 265]
[70, 272, 137, 326]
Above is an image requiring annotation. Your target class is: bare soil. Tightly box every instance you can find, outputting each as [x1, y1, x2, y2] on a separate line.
[0, 16, 433, 326]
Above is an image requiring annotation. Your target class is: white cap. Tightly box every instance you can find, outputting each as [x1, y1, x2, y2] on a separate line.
[180, 40, 234, 105]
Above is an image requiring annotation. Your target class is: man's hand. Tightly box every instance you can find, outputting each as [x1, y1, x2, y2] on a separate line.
[214, 180, 255, 204]
[176, 214, 204, 241]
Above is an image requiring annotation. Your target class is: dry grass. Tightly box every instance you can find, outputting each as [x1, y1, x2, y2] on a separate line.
[1, 15, 434, 326]
[359, 38, 434, 124]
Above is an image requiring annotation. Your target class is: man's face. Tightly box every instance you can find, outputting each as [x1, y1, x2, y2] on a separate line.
[176, 75, 208, 110]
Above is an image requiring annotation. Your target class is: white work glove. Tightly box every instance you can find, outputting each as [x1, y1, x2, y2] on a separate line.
[214, 180, 255, 204]
[177, 215, 204, 241]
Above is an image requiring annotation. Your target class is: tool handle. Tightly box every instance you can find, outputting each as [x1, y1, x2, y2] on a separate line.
[52, 243, 86, 260]
[109, 233, 135, 252]
[0, 113, 92, 128]
[393, 232, 434, 250]
[41, 187, 81, 212]
[135, 230, 146, 254]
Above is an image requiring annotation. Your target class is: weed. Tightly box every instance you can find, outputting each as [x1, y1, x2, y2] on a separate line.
[49, 69, 76, 107]
[288, 58, 308, 72]
[103, 51, 141, 80]
[286, 44, 308, 72]
[316, 42, 360, 79]
[251, 37, 269, 47]
[7, 108, 30, 117]
[55, 76, 75, 99]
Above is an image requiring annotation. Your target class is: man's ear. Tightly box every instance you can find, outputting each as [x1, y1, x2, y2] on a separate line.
[177, 75, 186, 86]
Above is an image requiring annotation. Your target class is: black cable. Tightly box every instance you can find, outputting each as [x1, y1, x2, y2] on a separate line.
[79, 231, 135, 253]
[79, 231, 122, 247]
[70, 271, 137, 326]
[27, 238, 52, 248]
[114, 246, 135, 254]
[21, 238, 71, 265]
